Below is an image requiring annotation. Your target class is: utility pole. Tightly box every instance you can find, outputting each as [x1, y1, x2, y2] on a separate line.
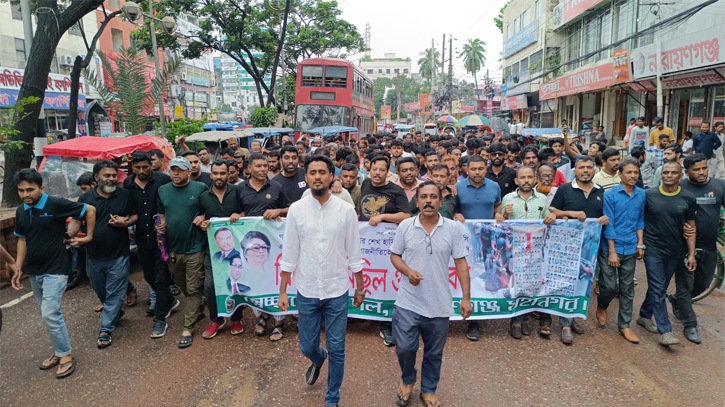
[431, 38, 436, 92]
[396, 73, 401, 120]
[448, 35, 453, 115]
[441, 34, 446, 86]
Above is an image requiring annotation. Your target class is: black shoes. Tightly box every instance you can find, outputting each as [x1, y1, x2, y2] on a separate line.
[466, 321, 480, 341]
[306, 349, 327, 385]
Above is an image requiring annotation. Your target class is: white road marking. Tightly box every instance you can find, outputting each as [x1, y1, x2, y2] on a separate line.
[0, 292, 34, 308]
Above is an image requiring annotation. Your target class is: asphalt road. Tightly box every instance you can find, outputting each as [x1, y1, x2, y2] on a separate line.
[1, 260, 723, 407]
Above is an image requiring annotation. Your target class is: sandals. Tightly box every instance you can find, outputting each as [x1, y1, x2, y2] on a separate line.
[97, 331, 112, 349]
[55, 355, 75, 379]
[395, 381, 415, 406]
[255, 314, 271, 336]
[540, 325, 552, 336]
[178, 333, 193, 349]
[270, 322, 284, 342]
[39, 355, 61, 370]
[420, 393, 441, 407]
[94, 304, 104, 312]
[170, 285, 181, 296]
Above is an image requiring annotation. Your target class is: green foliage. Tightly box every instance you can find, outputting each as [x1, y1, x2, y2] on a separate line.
[275, 74, 296, 111]
[250, 106, 279, 127]
[246, 103, 260, 118]
[417, 48, 440, 81]
[220, 103, 233, 112]
[459, 38, 486, 98]
[0, 96, 40, 151]
[164, 117, 207, 148]
[84, 46, 180, 136]
[494, 2, 510, 34]
[374, 76, 426, 120]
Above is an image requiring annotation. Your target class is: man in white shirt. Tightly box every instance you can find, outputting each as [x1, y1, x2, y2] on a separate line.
[278, 155, 365, 407]
[198, 147, 212, 173]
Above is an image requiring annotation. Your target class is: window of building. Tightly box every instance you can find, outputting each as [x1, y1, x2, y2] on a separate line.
[111, 28, 124, 53]
[386, 68, 390, 74]
[582, 8, 611, 65]
[535, 0, 542, 19]
[564, 25, 581, 71]
[612, 0, 633, 50]
[68, 19, 84, 36]
[109, 0, 120, 9]
[367, 69, 373, 74]
[394, 68, 399, 73]
[11, 3, 22, 20]
[512, 62, 519, 76]
[507, 25, 511, 40]
[522, 8, 531, 27]
[529, 50, 543, 73]
[514, 17, 520, 34]
[520, 57, 529, 72]
[324, 66, 347, 88]
[301, 65, 323, 86]
[49, 53, 59, 74]
[404, 69, 409, 73]
[15, 38, 26, 67]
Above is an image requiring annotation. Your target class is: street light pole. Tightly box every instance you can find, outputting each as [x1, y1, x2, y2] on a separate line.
[148, 1, 167, 138]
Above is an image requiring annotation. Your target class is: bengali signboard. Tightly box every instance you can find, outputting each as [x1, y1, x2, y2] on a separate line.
[0, 89, 86, 110]
[631, 27, 725, 80]
[405, 101, 419, 114]
[381, 105, 391, 120]
[613, 49, 631, 84]
[503, 21, 537, 58]
[420, 93, 433, 116]
[539, 63, 614, 100]
[208, 218, 600, 320]
[505, 70, 531, 96]
[502, 95, 527, 111]
[661, 68, 725, 89]
[0, 66, 85, 94]
[460, 101, 475, 112]
[555, 0, 608, 28]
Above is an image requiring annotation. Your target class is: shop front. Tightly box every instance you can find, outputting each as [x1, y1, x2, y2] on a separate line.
[0, 66, 88, 136]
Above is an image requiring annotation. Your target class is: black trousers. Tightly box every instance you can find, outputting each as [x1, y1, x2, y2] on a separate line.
[137, 237, 174, 321]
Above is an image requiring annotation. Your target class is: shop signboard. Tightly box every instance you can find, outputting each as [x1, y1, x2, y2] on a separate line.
[613, 49, 631, 84]
[404, 102, 419, 114]
[0, 88, 86, 110]
[539, 63, 614, 101]
[688, 117, 703, 127]
[99, 120, 112, 137]
[503, 21, 537, 58]
[505, 70, 531, 96]
[0, 66, 85, 94]
[460, 101, 475, 112]
[631, 27, 725, 80]
[502, 95, 527, 111]
[661, 68, 725, 89]
[175, 105, 184, 119]
[420, 93, 433, 116]
[553, 0, 608, 29]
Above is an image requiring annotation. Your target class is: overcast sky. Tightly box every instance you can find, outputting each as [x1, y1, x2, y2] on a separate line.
[337, 0, 507, 83]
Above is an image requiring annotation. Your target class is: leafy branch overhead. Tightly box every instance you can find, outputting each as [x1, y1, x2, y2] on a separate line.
[494, 1, 510, 34]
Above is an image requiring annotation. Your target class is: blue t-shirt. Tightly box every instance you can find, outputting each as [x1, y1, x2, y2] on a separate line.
[692, 131, 722, 159]
[454, 177, 501, 220]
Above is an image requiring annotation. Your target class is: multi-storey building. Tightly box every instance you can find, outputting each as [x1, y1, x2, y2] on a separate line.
[503, 0, 725, 141]
[217, 52, 272, 117]
[359, 53, 412, 80]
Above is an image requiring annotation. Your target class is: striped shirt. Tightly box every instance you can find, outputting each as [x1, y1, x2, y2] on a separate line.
[501, 189, 550, 220]
[592, 171, 621, 191]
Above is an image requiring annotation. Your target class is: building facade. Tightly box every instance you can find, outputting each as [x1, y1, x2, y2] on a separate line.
[358, 53, 412, 80]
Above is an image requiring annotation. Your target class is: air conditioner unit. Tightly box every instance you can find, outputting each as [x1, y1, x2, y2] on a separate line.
[60, 55, 75, 67]
[211, 79, 216, 87]
[181, 72, 188, 82]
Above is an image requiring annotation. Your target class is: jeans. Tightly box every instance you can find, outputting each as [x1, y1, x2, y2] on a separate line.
[29, 274, 72, 357]
[87, 255, 130, 333]
[167, 251, 205, 331]
[203, 252, 244, 324]
[297, 292, 349, 406]
[137, 239, 174, 321]
[392, 306, 449, 394]
[511, 313, 530, 324]
[674, 249, 718, 329]
[597, 249, 637, 329]
[640, 256, 681, 334]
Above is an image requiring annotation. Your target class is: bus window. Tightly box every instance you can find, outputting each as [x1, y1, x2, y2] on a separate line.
[325, 66, 348, 88]
[295, 105, 350, 132]
[302, 65, 323, 87]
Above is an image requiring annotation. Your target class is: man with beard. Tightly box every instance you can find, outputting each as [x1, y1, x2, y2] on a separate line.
[340, 163, 362, 215]
[268, 150, 281, 179]
[273, 146, 308, 202]
[692, 121, 723, 167]
[390, 181, 472, 407]
[549, 156, 609, 345]
[12, 169, 95, 378]
[197, 147, 212, 173]
[652, 144, 685, 189]
[70, 159, 137, 349]
[278, 155, 365, 407]
[226, 160, 244, 185]
[149, 149, 166, 173]
[157, 157, 209, 348]
[421, 151, 439, 181]
[592, 148, 621, 191]
[668, 154, 725, 344]
[359, 154, 411, 347]
[199, 160, 245, 339]
[637, 161, 697, 346]
[454, 155, 502, 341]
[597, 157, 645, 344]
[395, 157, 423, 201]
[535, 162, 559, 205]
[311, 137, 323, 150]
[234, 153, 291, 341]
[486, 142, 517, 197]
[410, 163, 460, 220]
[502, 166, 556, 339]
[181, 151, 213, 187]
[123, 152, 179, 332]
[630, 145, 659, 188]
[228, 136, 240, 153]
[647, 133, 671, 167]
[534, 148, 571, 187]
[414, 131, 423, 148]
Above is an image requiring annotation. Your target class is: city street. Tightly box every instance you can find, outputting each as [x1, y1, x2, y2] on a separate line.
[1, 261, 723, 407]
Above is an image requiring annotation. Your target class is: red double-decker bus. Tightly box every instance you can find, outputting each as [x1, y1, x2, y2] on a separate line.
[294, 58, 374, 140]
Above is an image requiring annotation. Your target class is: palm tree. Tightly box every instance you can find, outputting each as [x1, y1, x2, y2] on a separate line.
[417, 47, 440, 81]
[85, 46, 180, 135]
[459, 38, 486, 99]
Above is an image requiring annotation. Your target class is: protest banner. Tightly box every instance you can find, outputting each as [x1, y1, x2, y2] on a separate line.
[208, 217, 601, 321]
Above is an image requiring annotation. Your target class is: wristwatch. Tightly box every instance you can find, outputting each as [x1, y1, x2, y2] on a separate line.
[636, 245, 646, 249]
[355, 289, 366, 296]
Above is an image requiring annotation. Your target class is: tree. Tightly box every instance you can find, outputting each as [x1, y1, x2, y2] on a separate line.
[3, 0, 107, 206]
[417, 48, 440, 81]
[250, 106, 279, 127]
[220, 103, 234, 112]
[494, 1, 510, 34]
[459, 38, 486, 100]
[84, 46, 181, 136]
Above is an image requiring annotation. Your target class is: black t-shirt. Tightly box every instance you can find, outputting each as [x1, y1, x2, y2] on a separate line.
[550, 181, 604, 218]
[123, 172, 171, 242]
[236, 179, 292, 217]
[272, 169, 308, 203]
[486, 165, 517, 197]
[680, 178, 725, 250]
[77, 188, 137, 259]
[358, 178, 411, 222]
[644, 187, 697, 258]
[14, 194, 86, 275]
[191, 172, 213, 187]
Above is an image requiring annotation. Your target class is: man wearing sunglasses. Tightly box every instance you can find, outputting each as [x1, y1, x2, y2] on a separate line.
[486, 142, 517, 197]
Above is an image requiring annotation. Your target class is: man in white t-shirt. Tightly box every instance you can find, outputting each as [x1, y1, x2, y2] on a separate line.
[682, 131, 693, 157]
[625, 117, 649, 153]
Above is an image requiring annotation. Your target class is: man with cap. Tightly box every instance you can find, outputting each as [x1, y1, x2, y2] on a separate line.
[156, 157, 209, 347]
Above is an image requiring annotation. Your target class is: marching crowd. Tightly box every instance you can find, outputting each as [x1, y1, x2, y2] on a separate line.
[3, 118, 723, 407]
